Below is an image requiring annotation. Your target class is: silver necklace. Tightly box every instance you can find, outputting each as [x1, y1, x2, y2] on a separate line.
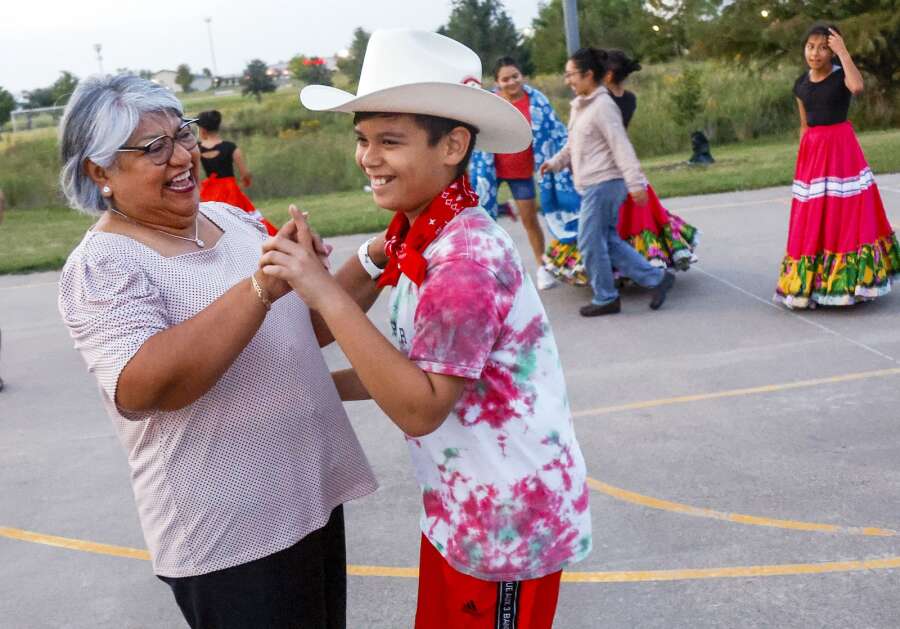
[107, 206, 205, 248]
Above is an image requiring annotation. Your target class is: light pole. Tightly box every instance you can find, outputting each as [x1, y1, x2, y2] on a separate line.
[93, 44, 104, 75]
[562, 0, 580, 56]
[204, 18, 219, 77]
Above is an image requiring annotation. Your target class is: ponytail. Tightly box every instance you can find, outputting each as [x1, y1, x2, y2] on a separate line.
[605, 50, 642, 84]
[570, 47, 608, 84]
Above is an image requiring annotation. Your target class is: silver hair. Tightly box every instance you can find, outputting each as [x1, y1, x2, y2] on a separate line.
[58, 74, 184, 215]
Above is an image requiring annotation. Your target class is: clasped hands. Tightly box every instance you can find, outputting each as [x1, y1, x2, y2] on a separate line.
[258, 205, 337, 309]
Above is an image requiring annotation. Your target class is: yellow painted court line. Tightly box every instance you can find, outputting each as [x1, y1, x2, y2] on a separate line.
[4, 526, 900, 583]
[559, 556, 900, 583]
[586, 479, 898, 537]
[0, 527, 151, 560]
[572, 367, 900, 418]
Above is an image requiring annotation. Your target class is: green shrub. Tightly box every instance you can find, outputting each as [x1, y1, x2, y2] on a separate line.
[0, 136, 61, 208]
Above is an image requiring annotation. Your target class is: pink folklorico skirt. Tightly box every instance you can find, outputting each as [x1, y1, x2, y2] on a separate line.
[775, 121, 899, 308]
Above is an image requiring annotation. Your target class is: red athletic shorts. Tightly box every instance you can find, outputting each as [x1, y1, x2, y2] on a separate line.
[415, 535, 562, 629]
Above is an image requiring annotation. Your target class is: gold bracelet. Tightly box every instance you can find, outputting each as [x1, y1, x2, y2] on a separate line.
[250, 273, 272, 311]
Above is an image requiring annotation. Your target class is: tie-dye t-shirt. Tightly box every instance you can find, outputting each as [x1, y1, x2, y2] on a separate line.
[388, 206, 592, 581]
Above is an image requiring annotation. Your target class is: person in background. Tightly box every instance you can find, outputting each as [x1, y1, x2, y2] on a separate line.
[197, 109, 278, 235]
[542, 50, 700, 287]
[540, 47, 676, 316]
[470, 56, 582, 291]
[775, 23, 898, 308]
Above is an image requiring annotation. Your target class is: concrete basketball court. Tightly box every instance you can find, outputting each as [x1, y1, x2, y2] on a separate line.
[2, 175, 900, 628]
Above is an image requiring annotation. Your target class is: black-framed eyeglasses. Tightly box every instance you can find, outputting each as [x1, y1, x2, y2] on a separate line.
[563, 70, 584, 79]
[117, 118, 199, 165]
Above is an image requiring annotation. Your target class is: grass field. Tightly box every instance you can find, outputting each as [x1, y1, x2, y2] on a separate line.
[2, 127, 898, 275]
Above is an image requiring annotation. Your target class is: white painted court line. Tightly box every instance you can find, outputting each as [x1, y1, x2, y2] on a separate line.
[693, 265, 899, 365]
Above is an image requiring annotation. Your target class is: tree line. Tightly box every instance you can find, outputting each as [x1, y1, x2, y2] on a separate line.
[3, 0, 896, 127]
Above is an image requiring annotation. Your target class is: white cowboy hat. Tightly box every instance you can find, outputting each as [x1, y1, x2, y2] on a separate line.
[300, 29, 532, 153]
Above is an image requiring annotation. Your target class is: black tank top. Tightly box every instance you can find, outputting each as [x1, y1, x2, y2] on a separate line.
[200, 141, 237, 178]
[610, 90, 637, 129]
[793, 67, 852, 127]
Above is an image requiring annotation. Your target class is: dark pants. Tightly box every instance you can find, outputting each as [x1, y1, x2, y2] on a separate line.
[159, 506, 346, 629]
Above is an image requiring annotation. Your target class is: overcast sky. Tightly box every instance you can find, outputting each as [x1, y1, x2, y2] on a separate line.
[3, 0, 543, 95]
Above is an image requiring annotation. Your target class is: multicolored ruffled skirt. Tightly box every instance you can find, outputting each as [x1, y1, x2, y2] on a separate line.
[542, 185, 700, 286]
[775, 122, 900, 308]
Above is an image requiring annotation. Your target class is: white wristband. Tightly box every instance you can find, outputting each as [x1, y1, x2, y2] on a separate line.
[357, 237, 384, 279]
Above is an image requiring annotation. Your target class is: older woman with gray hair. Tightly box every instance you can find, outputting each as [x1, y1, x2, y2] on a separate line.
[57, 74, 380, 628]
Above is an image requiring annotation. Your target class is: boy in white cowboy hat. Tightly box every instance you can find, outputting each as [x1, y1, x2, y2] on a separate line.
[261, 29, 591, 628]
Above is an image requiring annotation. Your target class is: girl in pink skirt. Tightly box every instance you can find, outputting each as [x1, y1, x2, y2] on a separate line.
[776, 23, 899, 308]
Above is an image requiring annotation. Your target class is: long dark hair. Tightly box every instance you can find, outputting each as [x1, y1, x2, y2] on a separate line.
[605, 50, 642, 84]
[569, 47, 608, 84]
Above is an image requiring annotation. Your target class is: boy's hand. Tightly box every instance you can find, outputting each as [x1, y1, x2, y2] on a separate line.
[262, 204, 332, 268]
[260, 207, 339, 310]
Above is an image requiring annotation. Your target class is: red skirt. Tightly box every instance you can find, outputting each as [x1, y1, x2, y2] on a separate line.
[617, 184, 700, 270]
[775, 122, 899, 308]
[200, 174, 278, 236]
[542, 185, 700, 286]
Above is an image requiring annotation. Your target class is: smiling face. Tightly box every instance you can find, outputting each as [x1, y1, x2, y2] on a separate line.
[565, 60, 597, 97]
[354, 114, 461, 218]
[804, 34, 834, 72]
[495, 64, 525, 100]
[102, 111, 201, 227]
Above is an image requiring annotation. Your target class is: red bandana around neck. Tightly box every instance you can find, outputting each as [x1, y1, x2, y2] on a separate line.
[377, 174, 480, 288]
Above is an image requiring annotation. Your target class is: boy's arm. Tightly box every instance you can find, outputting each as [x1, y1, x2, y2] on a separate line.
[262, 211, 465, 436]
[332, 368, 370, 401]
[309, 241, 384, 346]
[319, 292, 466, 435]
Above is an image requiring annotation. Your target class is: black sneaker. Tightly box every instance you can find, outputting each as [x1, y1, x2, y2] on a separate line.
[580, 298, 621, 317]
[649, 272, 676, 310]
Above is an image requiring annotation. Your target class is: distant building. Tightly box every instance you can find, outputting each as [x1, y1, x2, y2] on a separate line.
[190, 76, 213, 92]
[266, 62, 292, 83]
[151, 70, 179, 91]
[151, 70, 214, 93]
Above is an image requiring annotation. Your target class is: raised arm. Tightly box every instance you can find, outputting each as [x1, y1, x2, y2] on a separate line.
[261, 211, 467, 437]
[828, 29, 864, 95]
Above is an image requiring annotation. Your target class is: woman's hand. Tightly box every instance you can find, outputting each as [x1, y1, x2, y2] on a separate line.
[631, 187, 648, 206]
[260, 207, 340, 310]
[538, 162, 553, 178]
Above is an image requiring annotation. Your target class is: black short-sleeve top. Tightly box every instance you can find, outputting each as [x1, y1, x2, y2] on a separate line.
[610, 90, 637, 129]
[793, 67, 852, 127]
[200, 141, 237, 178]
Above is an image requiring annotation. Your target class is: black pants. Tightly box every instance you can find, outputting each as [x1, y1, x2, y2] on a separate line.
[159, 506, 346, 629]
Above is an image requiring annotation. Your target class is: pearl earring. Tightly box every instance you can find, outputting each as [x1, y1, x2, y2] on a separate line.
[102, 186, 111, 196]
